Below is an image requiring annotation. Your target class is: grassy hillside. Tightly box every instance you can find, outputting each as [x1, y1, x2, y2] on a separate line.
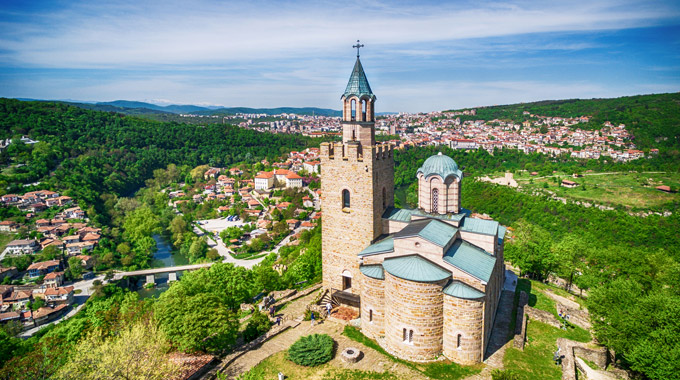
[447, 93, 680, 151]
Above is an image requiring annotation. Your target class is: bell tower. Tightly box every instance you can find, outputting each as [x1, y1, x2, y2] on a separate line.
[320, 41, 395, 298]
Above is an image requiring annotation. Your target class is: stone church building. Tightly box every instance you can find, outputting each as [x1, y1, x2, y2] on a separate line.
[321, 51, 506, 364]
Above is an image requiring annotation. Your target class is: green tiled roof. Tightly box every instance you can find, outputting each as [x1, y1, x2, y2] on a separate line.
[343, 58, 375, 99]
[383, 207, 470, 224]
[383, 207, 414, 222]
[393, 219, 457, 247]
[460, 217, 499, 236]
[443, 240, 496, 282]
[411, 208, 468, 222]
[443, 280, 485, 299]
[417, 152, 463, 180]
[360, 264, 384, 280]
[358, 236, 394, 257]
[383, 255, 451, 283]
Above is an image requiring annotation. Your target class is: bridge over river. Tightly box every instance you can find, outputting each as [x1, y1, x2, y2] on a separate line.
[113, 262, 215, 285]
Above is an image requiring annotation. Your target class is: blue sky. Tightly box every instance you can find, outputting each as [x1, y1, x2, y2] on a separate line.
[0, 0, 678, 112]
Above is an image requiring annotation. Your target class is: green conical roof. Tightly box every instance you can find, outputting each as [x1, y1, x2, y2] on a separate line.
[343, 57, 374, 99]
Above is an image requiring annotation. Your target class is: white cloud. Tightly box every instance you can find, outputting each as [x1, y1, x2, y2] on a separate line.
[1, 0, 678, 68]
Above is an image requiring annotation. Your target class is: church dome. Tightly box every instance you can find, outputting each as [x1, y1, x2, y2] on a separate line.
[417, 152, 463, 180]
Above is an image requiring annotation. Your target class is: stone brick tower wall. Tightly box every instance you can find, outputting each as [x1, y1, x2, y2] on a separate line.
[360, 273, 385, 339]
[384, 272, 446, 362]
[443, 295, 484, 364]
[320, 142, 394, 294]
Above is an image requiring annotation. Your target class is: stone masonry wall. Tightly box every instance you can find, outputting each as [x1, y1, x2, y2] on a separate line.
[320, 142, 393, 295]
[442, 294, 484, 364]
[384, 272, 445, 362]
[360, 273, 385, 339]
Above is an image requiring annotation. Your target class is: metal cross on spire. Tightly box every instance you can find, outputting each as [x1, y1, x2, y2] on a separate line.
[353, 40, 364, 57]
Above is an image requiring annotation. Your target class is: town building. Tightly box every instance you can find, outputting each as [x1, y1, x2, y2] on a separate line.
[321, 51, 505, 364]
[4, 239, 38, 255]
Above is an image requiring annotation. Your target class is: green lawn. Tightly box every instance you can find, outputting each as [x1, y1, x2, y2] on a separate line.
[504, 278, 591, 380]
[504, 320, 589, 380]
[342, 326, 482, 380]
[509, 171, 680, 210]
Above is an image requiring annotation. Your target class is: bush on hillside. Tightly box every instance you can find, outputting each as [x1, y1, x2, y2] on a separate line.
[288, 334, 334, 367]
[242, 311, 271, 343]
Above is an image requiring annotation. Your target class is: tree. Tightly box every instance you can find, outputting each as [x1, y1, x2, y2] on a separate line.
[551, 235, 587, 291]
[30, 297, 45, 311]
[68, 256, 84, 280]
[56, 321, 179, 380]
[155, 288, 238, 353]
[242, 310, 271, 343]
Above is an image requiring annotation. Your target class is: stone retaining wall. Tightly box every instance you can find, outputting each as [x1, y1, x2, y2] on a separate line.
[557, 338, 611, 380]
[513, 291, 528, 350]
[525, 306, 562, 329]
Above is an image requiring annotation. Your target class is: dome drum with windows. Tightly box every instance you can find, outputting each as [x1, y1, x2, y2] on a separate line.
[416, 152, 463, 215]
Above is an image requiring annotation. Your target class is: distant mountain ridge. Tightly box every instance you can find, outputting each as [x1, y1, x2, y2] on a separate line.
[95, 100, 342, 117]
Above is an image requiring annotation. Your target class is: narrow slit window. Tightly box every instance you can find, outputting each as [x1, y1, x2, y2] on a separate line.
[369, 309, 373, 322]
[342, 189, 350, 208]
[457, 334, 462, 348]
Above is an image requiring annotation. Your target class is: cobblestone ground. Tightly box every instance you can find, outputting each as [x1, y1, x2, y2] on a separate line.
[463, 289, 516, 380]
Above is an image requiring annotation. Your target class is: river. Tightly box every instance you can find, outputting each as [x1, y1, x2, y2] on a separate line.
[135, 235, 190, 299]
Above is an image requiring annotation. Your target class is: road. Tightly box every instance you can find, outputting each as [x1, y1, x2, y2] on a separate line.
[20, 274, 105, 338]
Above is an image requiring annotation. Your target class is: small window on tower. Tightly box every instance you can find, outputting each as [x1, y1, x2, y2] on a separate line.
[342, 189, 350, 209]
[382, 187, 386, 209]
[369, 309, 373, 322]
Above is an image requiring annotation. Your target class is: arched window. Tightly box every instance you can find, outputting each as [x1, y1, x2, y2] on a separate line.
[361, 99, 367, 121]
[409, 330, 414, 343]
[432, 188, 439, 213]
[382, 187, 386, 209]
[403, 328, 407, 342]
[457, 334, 462, 348]
[342, 189, 350, 208]
[351, 99, 357, 121]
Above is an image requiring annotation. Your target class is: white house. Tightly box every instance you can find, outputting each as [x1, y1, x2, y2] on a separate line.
[254, 171, 275, 190]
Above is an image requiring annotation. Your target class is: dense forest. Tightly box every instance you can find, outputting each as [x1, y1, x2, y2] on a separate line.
[446, 92, 680, 151]
[394, 145, 679, 380]
[0, 98, 325, 224]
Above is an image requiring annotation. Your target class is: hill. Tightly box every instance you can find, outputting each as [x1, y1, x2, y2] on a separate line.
[446, 92, 680, 151]
[0, 98, 325, 223]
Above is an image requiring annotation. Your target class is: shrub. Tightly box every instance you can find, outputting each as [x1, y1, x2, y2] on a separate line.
[288, 334, 334, 367]
[242, 311, 271, 343]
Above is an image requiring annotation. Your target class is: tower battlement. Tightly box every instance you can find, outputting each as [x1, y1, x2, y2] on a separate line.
[320, 142, 393, 162]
